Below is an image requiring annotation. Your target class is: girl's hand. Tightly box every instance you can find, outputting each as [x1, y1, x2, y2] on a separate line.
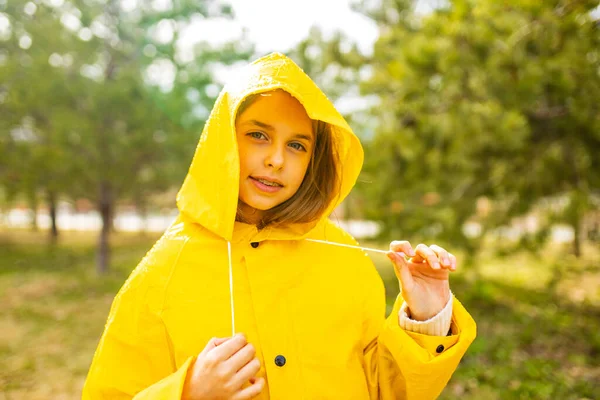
[182, 334, 264, 400]
[387, 241, 455, 321]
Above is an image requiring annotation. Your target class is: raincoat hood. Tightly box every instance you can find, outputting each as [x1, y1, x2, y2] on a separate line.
[176, 52, 364, 241]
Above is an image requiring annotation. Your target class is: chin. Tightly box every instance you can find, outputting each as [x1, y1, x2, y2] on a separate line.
[241, 191, 291, 211]
[247, 198, 283, 211]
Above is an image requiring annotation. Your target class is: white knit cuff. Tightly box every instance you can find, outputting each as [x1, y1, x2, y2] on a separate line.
[398, 292, 453, 336]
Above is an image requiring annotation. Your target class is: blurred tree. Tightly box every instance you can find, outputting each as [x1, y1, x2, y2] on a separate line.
[290, 26, 368, 101]
[0, 0, 252, 272]
[0, 3, 78, 238]
[355, 0, 599, 258]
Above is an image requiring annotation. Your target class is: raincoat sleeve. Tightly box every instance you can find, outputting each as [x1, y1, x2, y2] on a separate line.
[360, 251, 477, 400]
[82, 237, 194, 400]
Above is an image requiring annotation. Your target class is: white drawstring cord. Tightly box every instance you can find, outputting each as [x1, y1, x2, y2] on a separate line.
[227, 241, 235, 336]
[305, 238, 389, 255]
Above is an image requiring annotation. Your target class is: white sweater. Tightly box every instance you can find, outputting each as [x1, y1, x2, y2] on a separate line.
[398, 292, 453, 336]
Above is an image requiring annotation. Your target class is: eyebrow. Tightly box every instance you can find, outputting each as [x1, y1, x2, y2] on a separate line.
[246, 119, 313, 142]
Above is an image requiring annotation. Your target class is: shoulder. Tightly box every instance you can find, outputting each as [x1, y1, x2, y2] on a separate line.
[308, 218, 384, 292]
[116, 217, 193, 301]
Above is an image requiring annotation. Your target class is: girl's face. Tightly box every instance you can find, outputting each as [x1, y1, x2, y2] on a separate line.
[235, 91, 314, 220]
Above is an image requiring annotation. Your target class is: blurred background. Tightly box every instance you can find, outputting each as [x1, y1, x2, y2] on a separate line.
[1, 0, 599, 398]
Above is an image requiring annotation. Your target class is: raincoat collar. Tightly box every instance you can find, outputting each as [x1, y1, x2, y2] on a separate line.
[225, 220, 325, 244]
[176, 52, 364, 242]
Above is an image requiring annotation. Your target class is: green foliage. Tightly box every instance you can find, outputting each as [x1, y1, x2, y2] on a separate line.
[0, 1, 253, 269]
[0, 0, 253, 203]
[356, 0, 600, 256]
[290, 26, 369, 101]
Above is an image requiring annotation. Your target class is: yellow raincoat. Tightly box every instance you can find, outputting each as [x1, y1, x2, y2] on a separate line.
[83, 53, 476, 400]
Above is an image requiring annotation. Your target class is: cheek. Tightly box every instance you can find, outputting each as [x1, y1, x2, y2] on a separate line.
[237, 145, 254, 173]
[238, 151, 248, 172]
[290, 157, 311, 187]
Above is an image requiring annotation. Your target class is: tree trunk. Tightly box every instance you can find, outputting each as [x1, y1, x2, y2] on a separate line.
[48, 190, 59, 242]
[28, 193, 38, 231]
[97, 12, 118, 274]
[567, 188, 585, 259]
[97, 181, 112, 274]
[136, 196, 148, 237]
[572, 217, 581, 258]
[564, 143, 585, 259]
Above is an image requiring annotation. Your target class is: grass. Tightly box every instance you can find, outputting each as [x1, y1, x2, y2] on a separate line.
[0, 230, 153, 399]
[0, 229, 599, 399]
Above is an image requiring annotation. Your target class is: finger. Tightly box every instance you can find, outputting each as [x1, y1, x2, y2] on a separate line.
[199, 337, 224, 357]
[387, 251, 414, 290]
[409, 253, 425, 263]
[414, 244, 441, 269]
[389, 240, 416, 257]
[449, 253, 457, 271]
[231, 358, 261, 389]
[430, 245, 451, 269]
[214, 337, 231, 346]
[209, 333, 247, 361]
[225, 342, 256, 372]
[232, 377, 265, 400]
[409, 244, 427, 263]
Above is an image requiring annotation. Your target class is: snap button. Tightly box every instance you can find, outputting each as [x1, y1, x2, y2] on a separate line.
[274, 355, 286, 367]
[436, 344, 445, 354]
[250, 242, 259, 248]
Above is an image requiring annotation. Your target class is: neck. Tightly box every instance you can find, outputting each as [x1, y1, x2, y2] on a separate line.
[237, 201, 265, 226]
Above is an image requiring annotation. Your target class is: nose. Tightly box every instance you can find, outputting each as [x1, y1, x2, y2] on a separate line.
[265, 145, 284, 170]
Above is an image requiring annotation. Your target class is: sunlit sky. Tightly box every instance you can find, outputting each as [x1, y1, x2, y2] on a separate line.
[224, 0, 378, 53]
[175, 0, 380, 87]
[167, 0, 381, 106]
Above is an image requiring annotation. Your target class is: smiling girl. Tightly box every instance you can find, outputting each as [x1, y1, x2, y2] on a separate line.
[83, 53, 476, 400]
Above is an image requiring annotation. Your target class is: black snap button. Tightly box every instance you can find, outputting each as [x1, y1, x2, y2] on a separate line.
[274, 355, 286, 367]
[250, 242, 259, 248]
[436, 344, 445, 354]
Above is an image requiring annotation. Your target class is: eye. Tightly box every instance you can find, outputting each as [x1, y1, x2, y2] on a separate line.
[288, 142, 307, 152]
[248, 131, 267, 140]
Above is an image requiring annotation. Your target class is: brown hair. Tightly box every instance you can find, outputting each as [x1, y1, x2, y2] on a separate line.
[235, 91, 340, 229]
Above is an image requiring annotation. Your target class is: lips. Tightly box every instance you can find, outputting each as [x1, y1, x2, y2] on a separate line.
[250, 176, 284, 193]
[250, 176, 283, 187]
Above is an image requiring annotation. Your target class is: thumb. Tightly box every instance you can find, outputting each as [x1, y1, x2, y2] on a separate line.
[387, 252, 414, 291]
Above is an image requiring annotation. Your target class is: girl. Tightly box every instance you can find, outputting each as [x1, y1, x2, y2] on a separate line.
[83, 52, 476, 400]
